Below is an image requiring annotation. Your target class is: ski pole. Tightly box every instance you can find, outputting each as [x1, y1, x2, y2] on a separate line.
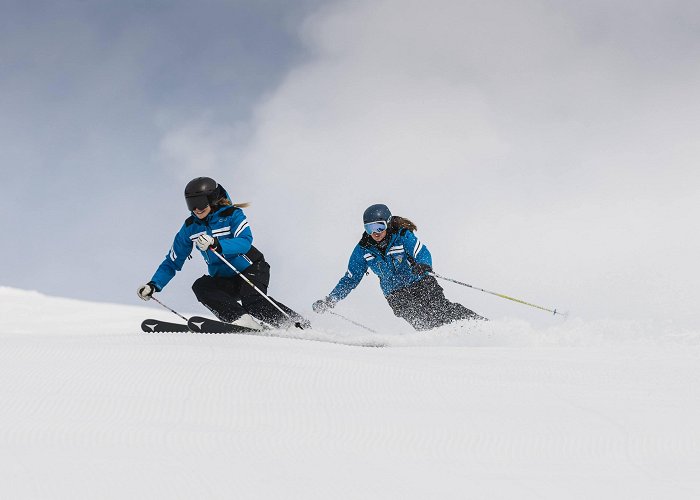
[151, 296, 189, 322]
[210, 248, 307, 329]
[329, 311, 378, 334]
[430, 272, 565, 316]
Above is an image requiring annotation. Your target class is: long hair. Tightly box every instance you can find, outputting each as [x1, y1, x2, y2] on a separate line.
[390, 216, 417, 232]
[214, 197, 250, 209]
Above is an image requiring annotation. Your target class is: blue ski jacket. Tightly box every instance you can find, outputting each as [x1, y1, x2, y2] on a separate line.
[150, 201, 259, 292]
[328, 227, 432, 302]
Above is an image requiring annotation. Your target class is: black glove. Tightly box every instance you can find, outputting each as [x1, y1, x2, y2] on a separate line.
[312, 297, 336, 314]
[137, 281, 159, 301]
[412, 263, 433, 275]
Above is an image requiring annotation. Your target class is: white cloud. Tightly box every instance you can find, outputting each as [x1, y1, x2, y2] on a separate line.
[207, 0, 700, 327]
[148, 0, 700, 328]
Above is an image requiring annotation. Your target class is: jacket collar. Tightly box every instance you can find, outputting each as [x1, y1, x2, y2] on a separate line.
[360, 230, 396, 253]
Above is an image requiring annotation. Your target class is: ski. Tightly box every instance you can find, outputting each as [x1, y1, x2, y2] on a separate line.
[187, 316, 263, 334]
[140, 317, 261, 334]
[141, 319, 191, 333]
[142, 316, 385, 347]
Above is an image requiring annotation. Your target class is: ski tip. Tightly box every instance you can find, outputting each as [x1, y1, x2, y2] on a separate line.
[140, 319, 156, 332]
[141, 319, 190, 333]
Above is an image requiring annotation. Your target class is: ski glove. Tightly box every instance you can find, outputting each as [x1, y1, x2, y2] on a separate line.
[137, 282, 158, 301]
[195, 234, 220, 252]
[312, 297, 336, 314]
[412, 263, 433, 275]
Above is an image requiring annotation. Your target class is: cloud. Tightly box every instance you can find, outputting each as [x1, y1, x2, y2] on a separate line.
[158, 0, 700, 327]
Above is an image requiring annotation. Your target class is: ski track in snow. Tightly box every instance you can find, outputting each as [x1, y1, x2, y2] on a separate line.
[1, 287, 700, 499]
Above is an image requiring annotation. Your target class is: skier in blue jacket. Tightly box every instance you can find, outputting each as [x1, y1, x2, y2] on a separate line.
[138, 177, 305, 330]
[313, 204, 484, 330]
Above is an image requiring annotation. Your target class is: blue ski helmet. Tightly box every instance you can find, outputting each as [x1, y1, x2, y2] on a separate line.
[363, 203, 392, 224]
[363, 204, 392, 234]
[184, 177, 221, 211]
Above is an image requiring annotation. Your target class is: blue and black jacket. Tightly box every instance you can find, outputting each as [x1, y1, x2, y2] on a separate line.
[150, 197, 261, 292]
[328, 223, 432, 302]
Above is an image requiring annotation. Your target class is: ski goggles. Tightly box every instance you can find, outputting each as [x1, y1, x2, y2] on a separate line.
[186, 195, 210, 211]
[364, 220, 388, 235]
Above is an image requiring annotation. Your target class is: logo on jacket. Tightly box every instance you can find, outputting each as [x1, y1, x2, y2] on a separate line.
[397, 255, 403, 263]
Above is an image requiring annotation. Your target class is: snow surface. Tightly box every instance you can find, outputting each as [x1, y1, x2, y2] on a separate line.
[2, 286, 700, 499]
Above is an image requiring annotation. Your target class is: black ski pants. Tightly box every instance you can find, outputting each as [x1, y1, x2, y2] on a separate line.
[385, 275, 484, 331]
[191, 260, 303, 328]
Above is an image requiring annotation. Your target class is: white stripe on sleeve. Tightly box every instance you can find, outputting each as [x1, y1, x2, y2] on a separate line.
[233, 220, 249, 238]
[413, 239, 423, 257]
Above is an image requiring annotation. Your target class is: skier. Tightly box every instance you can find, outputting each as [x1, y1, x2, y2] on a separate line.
[138, 177, 306, 330]
[312, 204, 484, 330]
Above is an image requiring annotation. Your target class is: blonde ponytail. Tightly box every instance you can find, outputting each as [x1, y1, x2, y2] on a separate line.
[214, 197, 250, 209]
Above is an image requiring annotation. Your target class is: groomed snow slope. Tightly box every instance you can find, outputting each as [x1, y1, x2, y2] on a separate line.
[1, 287, 699, 499]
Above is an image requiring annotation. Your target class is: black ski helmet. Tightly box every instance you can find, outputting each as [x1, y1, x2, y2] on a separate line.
[184, 177, 221, 211]
[363, 203, 392, 224]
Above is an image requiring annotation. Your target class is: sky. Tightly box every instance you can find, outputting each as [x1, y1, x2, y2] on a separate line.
[2, 0, 699, 330]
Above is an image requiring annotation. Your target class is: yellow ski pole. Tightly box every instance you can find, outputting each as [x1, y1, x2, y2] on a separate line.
[430, 272, 566, 316]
